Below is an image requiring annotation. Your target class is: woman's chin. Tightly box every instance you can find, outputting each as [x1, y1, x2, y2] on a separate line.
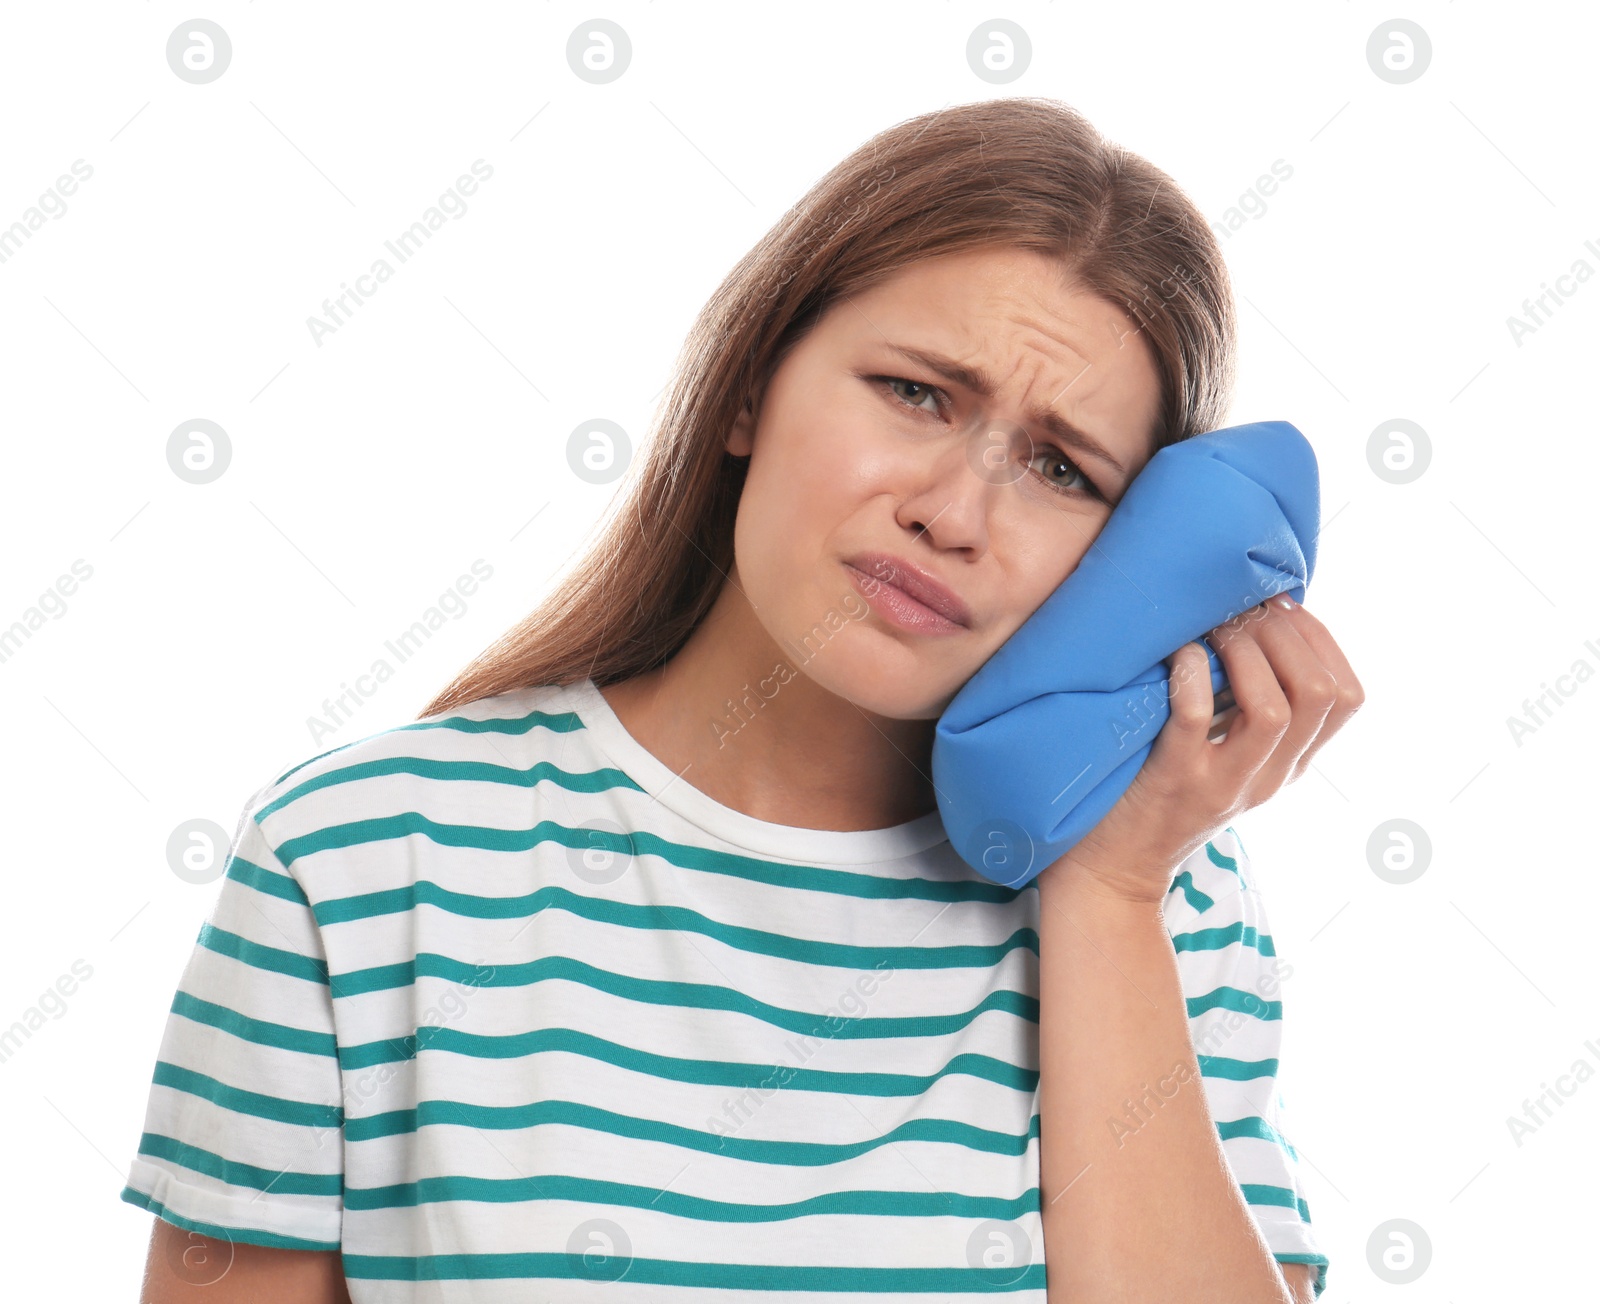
[808, 659, 957, 722]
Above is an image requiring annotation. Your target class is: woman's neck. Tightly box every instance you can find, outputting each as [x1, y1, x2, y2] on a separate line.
[596, 595, 940, 833]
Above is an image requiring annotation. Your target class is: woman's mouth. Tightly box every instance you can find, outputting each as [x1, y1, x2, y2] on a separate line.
[843, 561, 968, 636]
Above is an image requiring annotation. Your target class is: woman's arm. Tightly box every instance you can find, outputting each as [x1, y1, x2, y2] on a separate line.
[1027, 598, 1356, 1301]
[141, 1219, 353, 1304]
[1281, 1262, 1318, 1303]
[1035, 862, 1297, 1304]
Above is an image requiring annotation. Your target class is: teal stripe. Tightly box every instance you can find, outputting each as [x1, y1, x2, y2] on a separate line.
[1185, 984, 1281, 1022]
[356, 1172, 1031, 1223]
[151, 1060, 342, 1129]
[1167, 867, 1215, 912]
[171, 990, 337, 1058]
[1169, 920, 1275, 957]
[224, 854, 308, 906]
[1239, 1182, 1314, 1225]
[137, 1132, 341, 1196]
[281, 812, 1012, 909]
[198, 923, 329, 986]
[346, 1171, 1036, 1222]
[333, 940, 1031, 1004]
[337, 956, 1035, 1066]
[340, 1251, 1045, 1290]
[348, 1024, 1033, 1096]
[1215, 1113, 1296, 1154]
[1196, 1053, 1278, 1081]
[265, 755, 639, 824]
[346, 1095, 1265, 1174]
[1206, 838, 1242, 876]
[346, 1096, 1040, 1162]
[267, 705, 590, 795]
[315, 881, 1035, 974]
[119, 1186, 339, 1252]
[331, 951, 501, 998]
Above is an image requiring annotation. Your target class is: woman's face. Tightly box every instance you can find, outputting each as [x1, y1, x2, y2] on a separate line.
[726, 244, 1166, 720]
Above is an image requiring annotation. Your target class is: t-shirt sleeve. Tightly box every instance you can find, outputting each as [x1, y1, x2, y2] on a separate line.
[120, 783, 344, 1250]
[1163, 826, 1330, 1299]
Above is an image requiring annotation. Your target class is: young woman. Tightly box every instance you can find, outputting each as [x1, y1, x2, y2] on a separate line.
[125, 97, 1360, 1302]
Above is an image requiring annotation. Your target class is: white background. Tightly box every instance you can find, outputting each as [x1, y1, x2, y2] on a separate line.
[1, 2, 1594, 1299]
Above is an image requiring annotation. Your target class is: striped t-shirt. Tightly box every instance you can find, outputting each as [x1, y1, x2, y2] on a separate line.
[121, 676, 1330, 1300]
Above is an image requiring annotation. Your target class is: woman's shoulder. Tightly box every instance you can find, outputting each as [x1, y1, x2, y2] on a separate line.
[244, 679, 604, 895]
[1165, 825, 1256, 923]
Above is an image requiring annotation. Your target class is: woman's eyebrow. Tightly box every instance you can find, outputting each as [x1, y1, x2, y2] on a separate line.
[881, 343, 1130, 478]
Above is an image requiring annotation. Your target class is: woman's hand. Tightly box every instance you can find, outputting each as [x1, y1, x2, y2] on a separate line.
[1052, 594, 1365, 905]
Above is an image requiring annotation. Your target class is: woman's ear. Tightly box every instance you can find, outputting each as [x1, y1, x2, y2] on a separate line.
[726, 394, 758, 458]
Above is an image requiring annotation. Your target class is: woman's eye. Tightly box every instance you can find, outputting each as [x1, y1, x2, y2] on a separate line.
[1028, 447, 1099, 499]
[872, 373, 1104, 503]
[883, 375, 942, 415]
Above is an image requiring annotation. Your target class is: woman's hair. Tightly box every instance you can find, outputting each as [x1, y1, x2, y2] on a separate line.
[416, 96, 1237, 719]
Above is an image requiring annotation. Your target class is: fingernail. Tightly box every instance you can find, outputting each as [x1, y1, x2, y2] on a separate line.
[1275, 594, 1295, 611]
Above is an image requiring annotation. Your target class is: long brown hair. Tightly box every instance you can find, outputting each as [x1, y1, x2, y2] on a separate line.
[416, 96, 1237, 719]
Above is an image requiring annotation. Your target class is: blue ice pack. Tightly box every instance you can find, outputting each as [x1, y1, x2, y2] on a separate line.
[931, 419, 1321, 887]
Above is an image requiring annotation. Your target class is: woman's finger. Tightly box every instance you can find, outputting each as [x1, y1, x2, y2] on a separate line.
[1147, 642, 1221, 785]
[1218, 599, 1344, 795]
[1272, 600, 1366, 779]
[1206, 604, 1295, 777]
[1275, 600, 1366, 719]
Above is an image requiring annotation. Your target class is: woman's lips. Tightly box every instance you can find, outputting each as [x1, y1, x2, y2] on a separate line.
[842, 551, 972, 626]
[843, 562, 968, 636]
